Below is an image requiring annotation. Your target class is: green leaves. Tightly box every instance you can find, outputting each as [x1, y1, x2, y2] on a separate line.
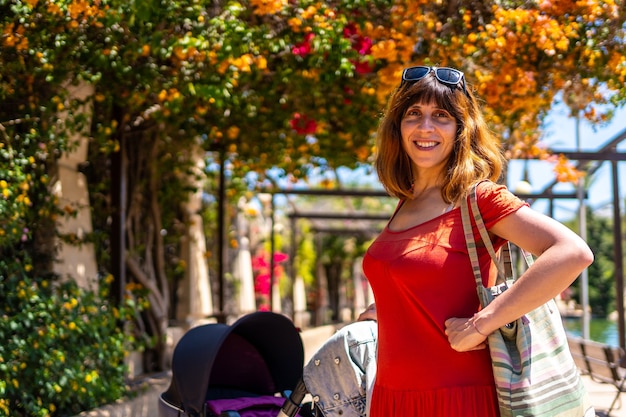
[0, 275, 144, 416]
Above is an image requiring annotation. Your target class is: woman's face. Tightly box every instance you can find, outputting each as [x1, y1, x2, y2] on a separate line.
[400, 100, 458, 176]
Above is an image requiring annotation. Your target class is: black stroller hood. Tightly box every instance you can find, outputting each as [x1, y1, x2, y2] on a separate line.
[161, 311, 304, 416]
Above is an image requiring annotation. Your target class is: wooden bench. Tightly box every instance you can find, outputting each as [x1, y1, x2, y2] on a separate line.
[568, 335, 626, 415]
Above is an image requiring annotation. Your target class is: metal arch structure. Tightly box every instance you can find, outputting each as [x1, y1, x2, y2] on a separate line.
[271, 189, 583, 323]
[529, 126, 626, 349]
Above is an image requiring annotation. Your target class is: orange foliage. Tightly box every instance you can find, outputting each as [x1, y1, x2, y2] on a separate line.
[360, 0, 623, 183]
[554, 154, 585, 183]
[250, 0, 287, 15]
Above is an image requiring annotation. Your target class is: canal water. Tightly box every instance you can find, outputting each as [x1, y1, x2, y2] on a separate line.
[563, 317, 619, 346]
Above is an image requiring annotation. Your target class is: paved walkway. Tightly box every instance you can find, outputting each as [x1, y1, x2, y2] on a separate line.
[75, 323, 626, 417]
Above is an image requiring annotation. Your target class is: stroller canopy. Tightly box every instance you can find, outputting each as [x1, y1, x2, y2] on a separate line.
[161, 312, 304, 416]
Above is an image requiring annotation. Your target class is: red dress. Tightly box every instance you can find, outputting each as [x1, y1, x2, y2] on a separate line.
[363, 182, 526, 416]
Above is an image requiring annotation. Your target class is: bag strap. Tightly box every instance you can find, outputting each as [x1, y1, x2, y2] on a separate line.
[461, 184, 535, 292]
[460, 185, 508, 288]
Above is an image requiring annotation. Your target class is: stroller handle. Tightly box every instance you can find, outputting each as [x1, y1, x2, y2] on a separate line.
[278, 378, 308, 417]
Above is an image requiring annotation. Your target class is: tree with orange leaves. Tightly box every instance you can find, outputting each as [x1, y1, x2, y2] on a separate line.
[364, 0, 624, 175]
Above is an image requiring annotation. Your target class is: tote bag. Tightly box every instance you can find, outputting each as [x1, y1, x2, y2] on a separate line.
[460, 186, 594, 417]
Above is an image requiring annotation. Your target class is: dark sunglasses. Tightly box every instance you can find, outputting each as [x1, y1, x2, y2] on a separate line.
[401, 66, 468, 96]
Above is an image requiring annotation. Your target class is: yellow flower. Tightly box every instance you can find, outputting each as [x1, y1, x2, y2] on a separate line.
[0, 399, 10, 415]
[250, 0, 286, 15]
[227, 126, 240, 139]
[86, 370, 99, 383]
[288, 17, 302, 30]
[256, 55, 267, 70]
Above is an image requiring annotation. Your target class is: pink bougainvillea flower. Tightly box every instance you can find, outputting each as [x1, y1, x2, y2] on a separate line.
[255, 273, 271, 295]
[353, 36, 372, 55]
[273, 252, 288, 263]
[342, 22, 373, 74]
[252, 254, 269, 270]
[290, 113, 317, 135]
[292, 33, 314, 56]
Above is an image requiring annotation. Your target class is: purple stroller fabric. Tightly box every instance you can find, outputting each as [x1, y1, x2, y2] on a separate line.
[206, 395, 285, 417]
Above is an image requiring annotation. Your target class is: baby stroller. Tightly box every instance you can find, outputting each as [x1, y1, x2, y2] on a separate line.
[158, 311, 306, 417]
[158, 311, 377, 417]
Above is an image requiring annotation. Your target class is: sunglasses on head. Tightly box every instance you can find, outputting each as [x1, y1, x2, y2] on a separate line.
[401, 66, 468, 96]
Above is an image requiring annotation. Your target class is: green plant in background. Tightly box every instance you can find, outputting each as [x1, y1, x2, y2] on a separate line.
[566, 206, 618, 318]
[0, 273, 145, 417]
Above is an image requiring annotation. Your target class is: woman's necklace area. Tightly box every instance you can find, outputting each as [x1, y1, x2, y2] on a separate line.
[411, 184, 454, 214]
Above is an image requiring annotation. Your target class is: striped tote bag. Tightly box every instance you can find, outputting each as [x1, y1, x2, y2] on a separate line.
[461, 187, 594, 417]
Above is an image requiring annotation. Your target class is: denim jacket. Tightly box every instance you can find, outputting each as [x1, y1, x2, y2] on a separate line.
[302, 321, 378, 417]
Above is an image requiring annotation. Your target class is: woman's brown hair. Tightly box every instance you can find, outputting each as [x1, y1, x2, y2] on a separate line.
[375, 70, 505, 203]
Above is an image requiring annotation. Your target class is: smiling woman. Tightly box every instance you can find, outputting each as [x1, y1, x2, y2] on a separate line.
[360, 65, 594, 417]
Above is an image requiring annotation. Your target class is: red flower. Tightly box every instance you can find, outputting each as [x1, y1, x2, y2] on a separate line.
[343, 87, 354, 105]
[343, 23, 358, 38]
[353, 59, 374, 74]
[343, 22, 373, 74]
[343, 23, 372, 55]
[290, 113, 317, 135]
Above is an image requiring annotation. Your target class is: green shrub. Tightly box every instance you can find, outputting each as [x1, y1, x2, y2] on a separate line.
[0, 272, 143, 417]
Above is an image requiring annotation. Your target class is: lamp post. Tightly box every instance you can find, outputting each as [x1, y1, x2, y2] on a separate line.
[575, 114, 591, 340]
